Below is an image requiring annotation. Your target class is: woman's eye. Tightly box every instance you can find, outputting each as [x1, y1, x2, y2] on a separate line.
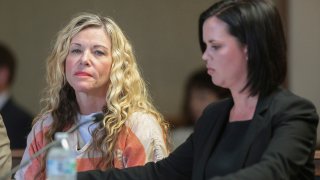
[70, 49, 82, 54]
[211, 45, 221, 50]
[94, 50, 105, 56]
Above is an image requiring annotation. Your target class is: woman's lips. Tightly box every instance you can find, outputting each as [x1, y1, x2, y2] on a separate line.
[74, 71, 92, 77]
[207, 67, 215, 74]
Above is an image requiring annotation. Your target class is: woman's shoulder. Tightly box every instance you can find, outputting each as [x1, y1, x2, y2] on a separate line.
[125, 112, 160, 131]
[268, 88, 316, 111]
[263, 88, 318, 124]
[23, 113, 54, 153]
[31, 113, 54, 134]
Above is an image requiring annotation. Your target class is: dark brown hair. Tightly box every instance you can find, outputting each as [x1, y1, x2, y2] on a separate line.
[199, 0, 287, 97]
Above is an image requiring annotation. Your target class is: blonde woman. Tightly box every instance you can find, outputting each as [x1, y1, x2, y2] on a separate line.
[15, 13, 169, 180]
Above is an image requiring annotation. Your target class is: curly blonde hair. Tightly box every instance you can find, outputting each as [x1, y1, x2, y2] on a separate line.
[35, 12, 169, 173]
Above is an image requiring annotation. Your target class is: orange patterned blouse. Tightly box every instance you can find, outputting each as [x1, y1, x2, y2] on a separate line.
[15, 112, 168, 180]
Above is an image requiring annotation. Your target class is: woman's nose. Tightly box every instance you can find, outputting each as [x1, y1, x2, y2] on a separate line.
[202, 48, 209, 62]
[80, 50, 91, 65]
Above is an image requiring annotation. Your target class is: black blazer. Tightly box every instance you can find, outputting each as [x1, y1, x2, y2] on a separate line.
[1, 98, 33, 149]
[78, 88, 319, 180]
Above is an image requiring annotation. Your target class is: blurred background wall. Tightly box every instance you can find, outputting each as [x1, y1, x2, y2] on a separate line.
[288, 0, 320, 144]
[0, 0, 318, 125]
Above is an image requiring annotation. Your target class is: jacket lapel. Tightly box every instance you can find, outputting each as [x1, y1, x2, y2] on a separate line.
[193, 99, 233, 180]
[234, 92, 273, 169]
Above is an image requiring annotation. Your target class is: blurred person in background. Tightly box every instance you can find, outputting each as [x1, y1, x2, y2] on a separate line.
[0, 42, 33, 149]
[171, 68, 230, 149]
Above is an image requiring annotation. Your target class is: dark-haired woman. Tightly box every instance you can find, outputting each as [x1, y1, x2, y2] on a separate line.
[79, 0, 319, 179]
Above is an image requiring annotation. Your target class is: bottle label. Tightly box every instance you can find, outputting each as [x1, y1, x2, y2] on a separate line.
[47, 158, 76, 176]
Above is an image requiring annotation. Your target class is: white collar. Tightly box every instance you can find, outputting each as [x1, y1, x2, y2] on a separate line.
[77, 111, 102, 144]
[0, 90, 10, 110]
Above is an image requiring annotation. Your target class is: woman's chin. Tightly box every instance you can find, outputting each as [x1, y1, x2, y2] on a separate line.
[72, 86, 92, 93]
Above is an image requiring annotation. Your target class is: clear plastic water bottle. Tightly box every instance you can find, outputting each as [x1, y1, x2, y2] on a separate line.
[46, 132, 77, 180]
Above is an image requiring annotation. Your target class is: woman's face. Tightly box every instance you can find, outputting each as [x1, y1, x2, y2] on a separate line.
[202, 16, 248, 91]
[65, 27, 112, 96]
